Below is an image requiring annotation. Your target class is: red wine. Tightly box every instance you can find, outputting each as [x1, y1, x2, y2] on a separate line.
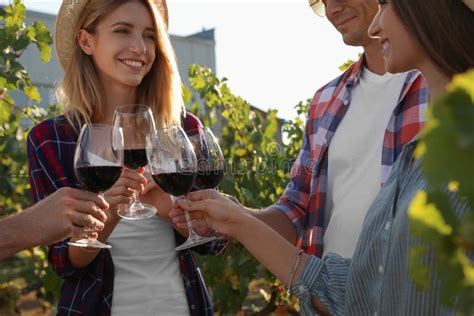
[152, 172, 195, 196]
[123, 149, 147, 170]
[194, 169, 224, 189]
[76, 166, 122, 193]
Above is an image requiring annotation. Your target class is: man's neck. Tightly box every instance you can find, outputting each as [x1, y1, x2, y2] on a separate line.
[362, 40, 386, 75]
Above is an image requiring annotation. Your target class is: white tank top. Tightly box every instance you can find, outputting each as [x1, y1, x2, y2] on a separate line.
[108, 215, 190, 315]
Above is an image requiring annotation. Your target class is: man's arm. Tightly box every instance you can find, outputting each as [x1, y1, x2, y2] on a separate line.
[0, 210, 39, 260]
[0, 187, 108, 261]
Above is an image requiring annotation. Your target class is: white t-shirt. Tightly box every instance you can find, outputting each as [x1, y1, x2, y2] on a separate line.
[108, 216, 189, 316]
[323, 68, 408, 258]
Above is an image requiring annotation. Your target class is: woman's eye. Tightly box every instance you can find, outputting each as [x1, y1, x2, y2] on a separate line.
[377, 0, 387, 4]
[144, 33, 156, 41]
[114, 28, 129, 34]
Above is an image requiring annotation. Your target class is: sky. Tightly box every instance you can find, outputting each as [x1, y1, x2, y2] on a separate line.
[1, 0, 362, 119]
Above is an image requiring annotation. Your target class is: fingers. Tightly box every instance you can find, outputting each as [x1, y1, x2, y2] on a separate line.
[102, 170, 145, 207]
[104, 185, 135, 200]
[177, 198, 212, 213]
[170, 207, 205, 228]
[115, 169, 147, 192]
[76, 201, 107, 223]
[56, 188, 109, 223]
[67, 188, 109, 210]
[169, 207, 186, 224]
[186, 189, 219, 202]
[142, 180, 157, 195]
[71, 226, 99, 241]
[73, 200, 108, 223]
[71, 212, 105, 232]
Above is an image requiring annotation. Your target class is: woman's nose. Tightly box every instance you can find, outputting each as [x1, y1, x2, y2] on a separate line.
[368, 9, 382, 38]
[130, 35, 146, 55]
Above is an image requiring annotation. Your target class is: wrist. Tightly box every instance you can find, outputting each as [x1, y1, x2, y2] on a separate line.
[230, 209, 254, 240]
[21, 208, 45, 247]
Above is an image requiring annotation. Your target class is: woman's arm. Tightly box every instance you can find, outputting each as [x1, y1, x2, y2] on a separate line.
[177, 190, 350, 314]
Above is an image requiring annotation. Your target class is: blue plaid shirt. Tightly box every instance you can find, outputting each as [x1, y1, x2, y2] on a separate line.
[27, 113, 226, 316]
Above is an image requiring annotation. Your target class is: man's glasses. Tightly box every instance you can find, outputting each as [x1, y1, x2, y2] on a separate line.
[309, 0, 325, 17]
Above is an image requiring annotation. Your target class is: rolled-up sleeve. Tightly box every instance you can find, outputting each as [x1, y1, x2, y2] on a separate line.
[291, 254, 351, 315]
[271, 114, 313, 243]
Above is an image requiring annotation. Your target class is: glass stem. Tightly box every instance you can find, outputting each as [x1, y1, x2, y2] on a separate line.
[184, 211, 198, 238]
[130, 190, 143, 212]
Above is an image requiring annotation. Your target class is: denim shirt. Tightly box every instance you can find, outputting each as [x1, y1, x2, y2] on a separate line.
[292, 141, 467, 315]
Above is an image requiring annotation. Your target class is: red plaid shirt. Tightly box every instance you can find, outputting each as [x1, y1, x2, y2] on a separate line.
[27, 112, 225, 315]
[271, 56, 428, 257]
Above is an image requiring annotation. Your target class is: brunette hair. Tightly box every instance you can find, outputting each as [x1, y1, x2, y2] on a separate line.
[391, 0, 474, 77]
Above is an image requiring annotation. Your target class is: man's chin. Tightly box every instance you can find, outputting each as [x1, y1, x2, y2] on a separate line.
[342, 33, 372, 48]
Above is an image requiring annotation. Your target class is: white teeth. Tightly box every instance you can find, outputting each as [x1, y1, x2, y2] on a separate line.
[122, 60, 143, 67]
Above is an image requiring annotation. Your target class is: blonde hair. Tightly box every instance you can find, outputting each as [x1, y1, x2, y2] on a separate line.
[57, 0, 183, 130]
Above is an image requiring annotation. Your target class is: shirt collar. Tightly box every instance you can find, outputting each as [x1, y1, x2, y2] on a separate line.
[345, 54, 366, 88]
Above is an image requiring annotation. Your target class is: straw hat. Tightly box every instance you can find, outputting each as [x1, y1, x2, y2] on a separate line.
[55, 0, 169, 70]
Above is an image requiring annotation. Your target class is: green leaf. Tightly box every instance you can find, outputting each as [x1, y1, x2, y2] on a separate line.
[409, 70, 474, 314]
[24, 85, 41, 103]
[339, 59, 355, 72]
[37, 42, 52, 63]
[409, 246, 431, 289]
[182, 84, 192, 104]
[31, 21, 53, 62]
[4, 0, 26, 29]
[409, 191, 453, 236]
[421, 71, 474, 201]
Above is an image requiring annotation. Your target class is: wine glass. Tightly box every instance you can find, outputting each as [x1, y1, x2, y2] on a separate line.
[146, 126, 205, 251]
[188, 127, 226, 244]
[113, 104, 157, 220]
[69, 124, 124, 249]
[192, 127, 225, 191]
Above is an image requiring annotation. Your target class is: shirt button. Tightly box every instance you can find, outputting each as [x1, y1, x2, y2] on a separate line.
[343, 99, 349, 105]
[378, 265, 384, 274]
[299, 285, 305, 292]
[191, 304, 195, 310]
[385, 222, 392, 230]
[374, 312, 378, 316]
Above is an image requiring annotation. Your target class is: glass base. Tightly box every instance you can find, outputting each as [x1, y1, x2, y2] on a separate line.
[68, 239, 111, 249]
[118, 203, 157, 220]
[175, 235, 217, 251]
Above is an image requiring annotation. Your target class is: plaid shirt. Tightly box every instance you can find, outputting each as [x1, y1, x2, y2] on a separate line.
[272, 56, 428, 257]
[27, 113, 226, 316]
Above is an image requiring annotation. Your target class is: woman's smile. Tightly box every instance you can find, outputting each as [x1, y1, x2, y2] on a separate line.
[119, 58, 147, 71]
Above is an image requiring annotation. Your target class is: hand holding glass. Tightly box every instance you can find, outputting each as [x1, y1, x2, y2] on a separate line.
[69, 124, 124, 249]
[113, 104, 157, 220]
[147, 126, 208, 250]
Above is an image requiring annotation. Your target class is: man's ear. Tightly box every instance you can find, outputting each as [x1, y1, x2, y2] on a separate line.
[77, 29, 94, 55]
